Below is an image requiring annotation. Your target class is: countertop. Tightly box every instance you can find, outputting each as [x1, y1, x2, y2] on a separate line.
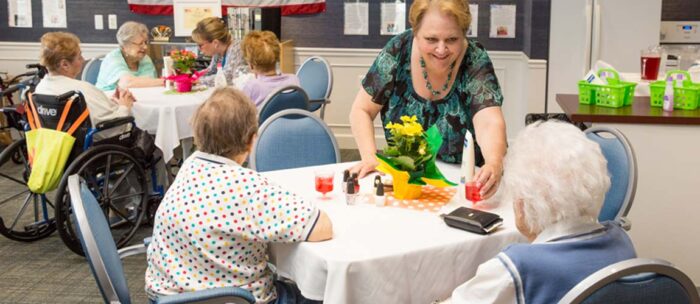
[556, 94, 700, 125]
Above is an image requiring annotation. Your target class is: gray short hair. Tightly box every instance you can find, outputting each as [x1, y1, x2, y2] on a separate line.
[502, 120, 610, 234]
[116, 21, 148, 47]
[192, 87, 258, 157]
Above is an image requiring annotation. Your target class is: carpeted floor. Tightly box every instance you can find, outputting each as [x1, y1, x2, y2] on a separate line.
[0, 148, 360, 303]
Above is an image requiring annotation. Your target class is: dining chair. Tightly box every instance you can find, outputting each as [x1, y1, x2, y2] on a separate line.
[250, 109, 339, 172]
[258, 85, 310, 126]
[584, 126, 637, 230]
[296, 56, 333, 120]
[67, 174, 256, 304]
[559, 258, 700, 304]
[81, 55, 104, 85]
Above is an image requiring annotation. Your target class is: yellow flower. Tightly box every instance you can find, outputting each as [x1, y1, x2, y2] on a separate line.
[403, 121, 423, 136]
[400, 115, 418, 124]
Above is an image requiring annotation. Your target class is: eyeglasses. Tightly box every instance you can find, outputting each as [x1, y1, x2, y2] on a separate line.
[197, 41, 210, 49]
[129, 39, 149, 48]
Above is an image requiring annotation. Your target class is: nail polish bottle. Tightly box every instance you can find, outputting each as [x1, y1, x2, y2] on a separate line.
[374, 180, 385, 207]
[346, 179, 358, 205]
[342, 170, 350, 193]
[351, 173, 360, 193]
[374, 175, 382, 193]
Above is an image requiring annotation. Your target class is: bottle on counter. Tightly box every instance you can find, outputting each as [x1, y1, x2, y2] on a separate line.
[663, 77, 674, 112]
[458, 130, 475, 203]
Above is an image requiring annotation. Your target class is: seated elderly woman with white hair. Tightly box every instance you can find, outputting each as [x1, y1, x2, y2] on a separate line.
[95, 21, 163, 91]
[448, 120, 637, 304]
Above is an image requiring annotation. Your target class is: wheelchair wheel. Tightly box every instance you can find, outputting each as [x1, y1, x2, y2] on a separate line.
[0, 138, 56, 241]
[55, 144, 148, 256]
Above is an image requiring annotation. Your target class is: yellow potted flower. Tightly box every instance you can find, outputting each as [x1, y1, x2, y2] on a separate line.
[376, 115, 455, 199]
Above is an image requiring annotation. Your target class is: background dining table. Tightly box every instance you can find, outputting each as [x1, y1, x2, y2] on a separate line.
[126, 86, 213, 161]
[263, 162, 525, 304]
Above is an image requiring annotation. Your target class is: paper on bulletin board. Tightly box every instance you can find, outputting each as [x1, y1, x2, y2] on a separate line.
[467, 4, 478, 37]
[8, 0, 32, 28]
[173, 0, 222, 37]
[380, 0, 405, 36]
[344, 0, 368, 36]
[42, 0, 67, 28]
[489, 4, 516, 38]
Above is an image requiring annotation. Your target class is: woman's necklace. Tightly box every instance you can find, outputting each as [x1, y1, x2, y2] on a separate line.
[420, 56, 456, 97]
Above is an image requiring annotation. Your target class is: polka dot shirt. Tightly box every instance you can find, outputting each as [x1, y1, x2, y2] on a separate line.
[146, 151, 320, 303]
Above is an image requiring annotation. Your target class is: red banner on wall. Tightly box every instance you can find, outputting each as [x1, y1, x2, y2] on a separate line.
[127, 0, 325, 16]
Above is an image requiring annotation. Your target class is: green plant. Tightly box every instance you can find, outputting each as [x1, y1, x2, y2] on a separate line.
[170, 49, 196, 74]
[381, 115, 432, 172]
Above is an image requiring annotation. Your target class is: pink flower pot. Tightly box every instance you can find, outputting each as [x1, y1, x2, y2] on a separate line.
[174, 79, 192, 92]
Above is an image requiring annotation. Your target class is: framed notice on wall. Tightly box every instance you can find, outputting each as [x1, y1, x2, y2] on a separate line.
[173, 0, 222, 37]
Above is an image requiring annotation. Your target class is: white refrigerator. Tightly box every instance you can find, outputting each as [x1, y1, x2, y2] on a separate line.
[547, 0, 662, 112]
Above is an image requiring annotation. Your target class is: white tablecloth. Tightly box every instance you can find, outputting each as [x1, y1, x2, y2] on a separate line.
[263, 162, 525, 304]
[128, 87, 213, 161]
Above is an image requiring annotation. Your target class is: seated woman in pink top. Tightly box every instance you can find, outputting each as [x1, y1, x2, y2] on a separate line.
[240, 30, 300, 107]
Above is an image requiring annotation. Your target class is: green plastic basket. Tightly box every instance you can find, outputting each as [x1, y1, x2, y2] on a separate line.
[578, 69, 636, 108]
[649, 70, 700, 110]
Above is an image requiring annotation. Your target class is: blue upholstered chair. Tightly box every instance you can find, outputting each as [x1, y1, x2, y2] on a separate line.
[258, 85, 310, 126]
[296, 56, 333, 119]
[585, 126, 637, 230]
[559, 258, 700, 304]
[67, 175, 256, 304]
[81, 56, 104, 85]
[250, 109, 340, 172]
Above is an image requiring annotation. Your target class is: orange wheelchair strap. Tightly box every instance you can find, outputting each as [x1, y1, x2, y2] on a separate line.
[66, 109, 89, 136]
[26, 93, 41, 130]
[56, 96, 75, 132]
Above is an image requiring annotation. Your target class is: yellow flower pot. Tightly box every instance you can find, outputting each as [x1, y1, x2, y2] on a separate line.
[392, 172, 422, 199]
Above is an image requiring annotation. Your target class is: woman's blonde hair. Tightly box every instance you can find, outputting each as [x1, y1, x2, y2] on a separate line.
[191, 17, 232, 44]
[39, 32, 81, 73]
[409, 0, 471, 35]
[241, 30, 280, 72]
[192, 87, 258, 157]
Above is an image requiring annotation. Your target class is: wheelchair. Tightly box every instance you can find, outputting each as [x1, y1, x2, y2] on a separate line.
[0, 64, 52, 241]
[1, 89, 165, 256]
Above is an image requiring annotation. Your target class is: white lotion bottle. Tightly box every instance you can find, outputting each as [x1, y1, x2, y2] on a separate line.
[458, 130, 475, 203]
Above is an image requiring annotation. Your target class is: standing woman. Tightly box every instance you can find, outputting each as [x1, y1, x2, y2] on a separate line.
[95, 21, 162, 91]
[349, 0, 506, 200]
[191, 17, 246, 87]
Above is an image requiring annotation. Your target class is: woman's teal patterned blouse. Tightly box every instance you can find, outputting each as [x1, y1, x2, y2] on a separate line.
[362, 30, 503, 165]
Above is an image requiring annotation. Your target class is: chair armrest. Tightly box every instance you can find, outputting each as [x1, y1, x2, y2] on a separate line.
[309, 98, 330, 105]
[619, 217, 631, 231]
[156, 287, 256, 304]
[95, 116, 134, 131]
[117, 243, 147, 259]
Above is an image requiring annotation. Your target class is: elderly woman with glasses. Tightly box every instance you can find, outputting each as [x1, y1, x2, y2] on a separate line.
[95, 21, 162, 91]
[191, 17, 247, 87]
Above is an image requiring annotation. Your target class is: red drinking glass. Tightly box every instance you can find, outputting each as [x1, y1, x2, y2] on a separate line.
[465, 181, 482, 204]
[314, 170, 334, 199]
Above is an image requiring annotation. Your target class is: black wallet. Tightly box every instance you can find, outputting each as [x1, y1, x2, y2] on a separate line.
[442, 207, 503, 235]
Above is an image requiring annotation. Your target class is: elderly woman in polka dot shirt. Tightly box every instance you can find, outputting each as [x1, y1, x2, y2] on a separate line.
[145, 87, 333, 303]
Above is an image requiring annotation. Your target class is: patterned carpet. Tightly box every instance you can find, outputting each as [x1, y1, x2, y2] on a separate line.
[0, 149, 359, 303]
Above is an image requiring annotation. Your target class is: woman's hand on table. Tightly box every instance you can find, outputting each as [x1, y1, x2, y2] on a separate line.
[112, 87, 135, 109]
[349, 158, 379, 179]
[474, 162, 503, 200]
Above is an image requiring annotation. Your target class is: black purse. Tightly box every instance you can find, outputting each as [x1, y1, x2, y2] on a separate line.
[130, 127, 156, 162]
[442, 207, 503, 235]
